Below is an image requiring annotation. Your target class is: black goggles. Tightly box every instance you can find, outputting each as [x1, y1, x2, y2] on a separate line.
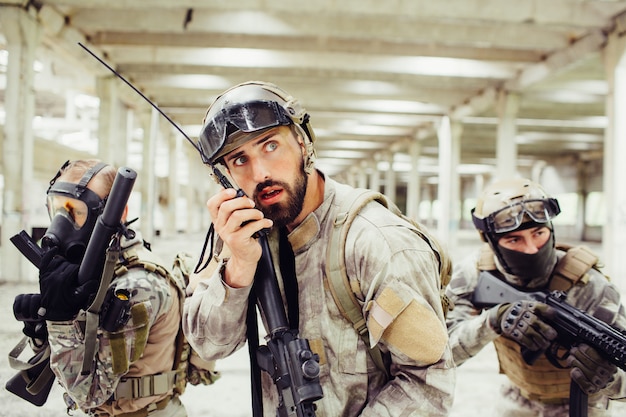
[472, 198, 561, 234]
[198, 100, 293, 163]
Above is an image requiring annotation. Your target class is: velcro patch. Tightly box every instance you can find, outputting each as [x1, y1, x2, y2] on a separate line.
[109, 332, 128, 375]
[368, 287, 448, 365]
[130, 303, 149, 362]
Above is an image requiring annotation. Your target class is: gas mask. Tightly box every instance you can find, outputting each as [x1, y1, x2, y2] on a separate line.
[42, 162, 107, 263]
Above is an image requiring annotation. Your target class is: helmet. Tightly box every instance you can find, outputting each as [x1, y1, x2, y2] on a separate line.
[471, 178, 561, 284]
[42, 160, 108, 262]
[197, 81, 316, 172]
[472, 178, 560, 242]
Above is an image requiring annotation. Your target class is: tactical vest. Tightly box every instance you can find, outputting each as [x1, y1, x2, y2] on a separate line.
[478, 243, 601, 402]
[108, 248, 220, 402]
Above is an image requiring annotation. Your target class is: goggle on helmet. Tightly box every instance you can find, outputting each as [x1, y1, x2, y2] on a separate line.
[197, 81, 315, 166]
[472, 198, 561, 235]
[471, 178, 561, 239]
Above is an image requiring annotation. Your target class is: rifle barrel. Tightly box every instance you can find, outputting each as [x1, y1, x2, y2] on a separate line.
[78, 167, 136, 285]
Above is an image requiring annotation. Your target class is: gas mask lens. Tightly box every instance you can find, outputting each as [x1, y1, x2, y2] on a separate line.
[490, 198, 561, 234]
[46, 195, 89, 229]
[199, 100, 292, 162]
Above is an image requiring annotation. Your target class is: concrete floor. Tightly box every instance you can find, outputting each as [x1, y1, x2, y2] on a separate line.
[0, 230, 625, 416]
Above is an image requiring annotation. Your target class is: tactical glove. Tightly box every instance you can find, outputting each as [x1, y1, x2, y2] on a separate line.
[13, 293, 42, 322]
[490, 300, 558, 352]
[38, 247, 98, 321]
[13, 293, 48, 342]
[567, 343, 617, 395]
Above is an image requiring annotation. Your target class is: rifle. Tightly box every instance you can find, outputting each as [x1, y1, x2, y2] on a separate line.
[6, 167, 137, 406]
[253, 234, 324, 417]
[473, 271, 626, 417]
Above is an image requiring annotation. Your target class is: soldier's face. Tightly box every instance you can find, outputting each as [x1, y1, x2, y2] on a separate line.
[224, 126, 307, 228]
[498, 226, 551, 254]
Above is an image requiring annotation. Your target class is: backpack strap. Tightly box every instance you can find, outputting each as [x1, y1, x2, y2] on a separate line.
[550, 244, 600, 291]
[326, 188, 389, 374]
[81, 241, 123, 375]
[477, 243, 497, 271]
[326, 187, 452, 374]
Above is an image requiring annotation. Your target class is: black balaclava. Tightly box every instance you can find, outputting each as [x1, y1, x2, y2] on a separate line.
[489, 220, 558, 289]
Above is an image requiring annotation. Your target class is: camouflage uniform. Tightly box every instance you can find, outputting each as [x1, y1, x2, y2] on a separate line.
[183, 177, 455, 416]
[446, 247, 626, 416]
[47, 231, 186, 417]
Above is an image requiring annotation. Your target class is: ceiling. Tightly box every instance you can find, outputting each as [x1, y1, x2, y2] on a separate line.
[2, 0, 626, 183]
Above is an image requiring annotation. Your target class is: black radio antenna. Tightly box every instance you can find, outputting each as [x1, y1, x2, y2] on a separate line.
[78, 41, 251, 272]
[78, 42, 237, 188]
[78, 42, 202, 154]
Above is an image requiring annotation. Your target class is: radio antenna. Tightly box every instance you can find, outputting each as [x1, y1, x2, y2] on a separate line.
[78, 42, 242, 194]
[78, 42, 202, 154]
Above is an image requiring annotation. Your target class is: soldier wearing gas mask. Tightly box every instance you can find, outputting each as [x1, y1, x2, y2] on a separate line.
[445, 177, 626, 416]
[12, 159, 189, 417]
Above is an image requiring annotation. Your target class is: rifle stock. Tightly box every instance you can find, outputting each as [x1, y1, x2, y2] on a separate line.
[5, 341, 55, 407]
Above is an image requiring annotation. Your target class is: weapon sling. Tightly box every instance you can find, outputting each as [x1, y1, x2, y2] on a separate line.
[81, 242, 122, 374]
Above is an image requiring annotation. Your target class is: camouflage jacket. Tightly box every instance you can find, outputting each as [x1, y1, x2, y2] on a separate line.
[183, 176, 455, 417]
[445, 247, 626, 404]
[47, 231, 181, 415]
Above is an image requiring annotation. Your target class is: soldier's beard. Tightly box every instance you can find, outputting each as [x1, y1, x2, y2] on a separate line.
[253, 162, 308, 229]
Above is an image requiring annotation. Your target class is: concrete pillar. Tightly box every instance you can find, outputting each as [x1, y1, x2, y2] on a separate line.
[496, 91, 520, 179]
[165, 129, 180, 237]
[383, 152, 396, 202]
[346, 167, 357, 188]
[185, 145, 203, 233]
[575, 159, 588, 241]
[437, 116, 452, 245]
[357, 164, 368, 189]
[96, 76, 126, 167]
[427, 183, 437, 229]
[1, 7, 41, 282]
[138, 108, 159, 241]
[602, 32, 626, 287]
[474, 175, 485, 203]
[449, 121, 462, 251]
[369, 159, 381, 193]
[406, 139, 422, 221]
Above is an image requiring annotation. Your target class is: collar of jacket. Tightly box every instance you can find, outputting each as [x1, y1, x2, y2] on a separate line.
[285, 176, 336, 253]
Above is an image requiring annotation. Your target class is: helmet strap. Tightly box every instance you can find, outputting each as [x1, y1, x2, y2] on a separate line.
[293, 121, 316, 175]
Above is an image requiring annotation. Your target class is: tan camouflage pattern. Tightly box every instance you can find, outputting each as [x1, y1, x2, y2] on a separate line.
[446, 247, 626, 415]
[183, 177, 455, 417]
[47, 233, 184, 416]
[170, 252, 221, 392]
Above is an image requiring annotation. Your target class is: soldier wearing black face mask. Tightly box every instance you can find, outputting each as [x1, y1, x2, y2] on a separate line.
[445, 178, 626, 417]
